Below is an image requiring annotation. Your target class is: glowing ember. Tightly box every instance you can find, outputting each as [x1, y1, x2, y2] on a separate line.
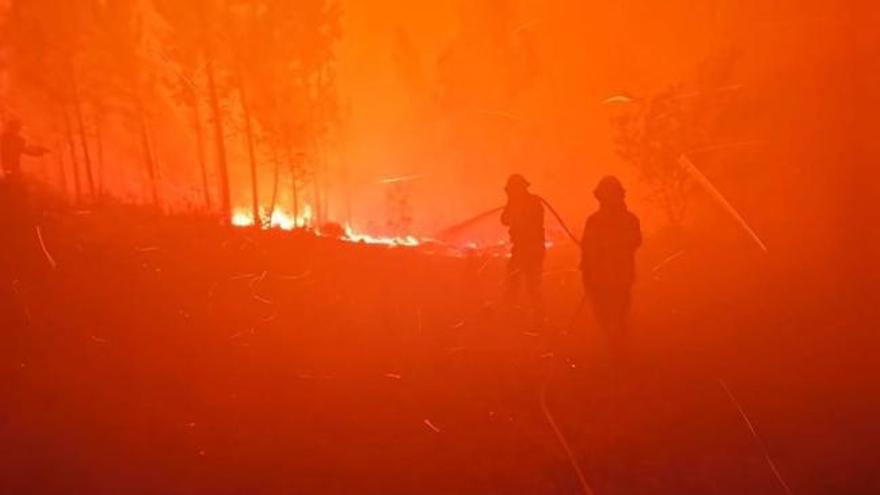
[341, 224, 420, 247]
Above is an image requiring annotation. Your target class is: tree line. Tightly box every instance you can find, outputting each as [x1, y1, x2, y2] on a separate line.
[0, 0, 342, 225]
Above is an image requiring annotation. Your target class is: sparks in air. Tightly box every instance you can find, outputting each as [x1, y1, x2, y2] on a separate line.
[602, 95, 636, 104]
[376, 174, 424, 185]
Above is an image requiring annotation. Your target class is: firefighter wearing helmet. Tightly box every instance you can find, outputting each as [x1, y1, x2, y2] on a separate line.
[1, 118, 48, 229]
[501, 173, 546, 319]
[580, 176, 642, 354]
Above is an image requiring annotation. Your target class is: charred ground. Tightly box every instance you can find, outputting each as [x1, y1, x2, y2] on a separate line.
[1, 201, 876, 494]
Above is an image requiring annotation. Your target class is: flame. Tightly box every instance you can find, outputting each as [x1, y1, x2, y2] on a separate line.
[230, 210, 255, 228]
[230, 205, 420, 247]
[231, 205, 314, 230]
[229, 206, 532, 254]
[341, 224, 420, 247]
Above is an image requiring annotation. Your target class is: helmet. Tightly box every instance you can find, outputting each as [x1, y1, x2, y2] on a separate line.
[594, 175, 625, 202]
[505, 173, 530, 192]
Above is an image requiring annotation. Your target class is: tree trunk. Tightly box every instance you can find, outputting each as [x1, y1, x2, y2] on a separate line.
[54, 135, 69, 201]
[95, 117, 105, 198]
[136, 98, 160, 208]
[320, 143, 330, 225]
[191, 94, 211, 211]
[341, 101, 353, 225]
[286, 144, 300, 226]
[312, 167, 321, 226]
[311, 73, 322, 225]
[268, 145, 281, 224]
[147, 118, 163, 207]
[72, 78, 96, 200]
[206, 60, 231, 223]
[239, 82, 260, 226]
[62, 105, 82, 203]
[343, 159, 352, 225]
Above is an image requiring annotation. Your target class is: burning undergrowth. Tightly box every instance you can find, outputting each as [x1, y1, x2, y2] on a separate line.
[228, 204, 514, 256]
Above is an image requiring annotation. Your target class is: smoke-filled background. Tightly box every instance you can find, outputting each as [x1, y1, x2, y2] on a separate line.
[2, 2, 880, 493]
[0, 0, 876, 253]
[339, 0, 878, 268]
[1, 0, 875, 243]
[0, 0, 878, 287]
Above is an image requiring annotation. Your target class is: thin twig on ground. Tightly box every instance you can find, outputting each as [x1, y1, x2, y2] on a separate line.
[540, 375, 596, 495]
[719, 378, 793, 495]
[35, 226, 57, 269]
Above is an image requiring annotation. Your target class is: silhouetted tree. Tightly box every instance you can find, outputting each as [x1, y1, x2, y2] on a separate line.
[1, 0, 93, 201]
[88, 0, 167, 208]
[611, 53, 741, 226]
[156, 2, 213, 211]
[1, 0, 342, 223]
[155, 0, 232, 219]
[242, 0, 342, 225]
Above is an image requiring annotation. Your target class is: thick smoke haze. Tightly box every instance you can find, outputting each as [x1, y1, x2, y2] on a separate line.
[337, 0, 875, 253]
[1, 0, 876, 262]
[2, 2, 879, 493]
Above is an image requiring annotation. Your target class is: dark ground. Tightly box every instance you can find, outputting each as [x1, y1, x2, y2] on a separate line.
[1, 203, 877, 494]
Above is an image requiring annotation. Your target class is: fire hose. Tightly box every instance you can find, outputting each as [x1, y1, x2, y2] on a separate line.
[436, 196, 581, 247]
[538, 196, 581, 247]
[437, 195, 592, 494]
